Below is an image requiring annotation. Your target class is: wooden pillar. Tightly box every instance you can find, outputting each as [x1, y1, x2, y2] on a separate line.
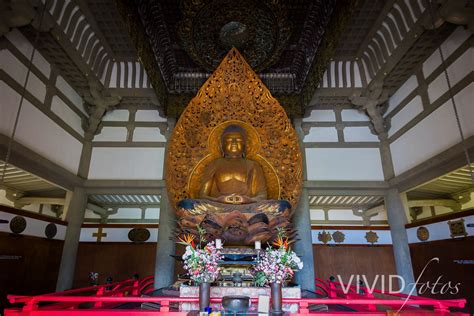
[154, 118, 176, 289]
[56, 187, 87, 291]
[292, 118, 316, 291]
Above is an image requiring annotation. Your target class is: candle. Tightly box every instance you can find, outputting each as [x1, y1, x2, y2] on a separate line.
[216, 239, 222, 249]
[255, 240, 261, 250]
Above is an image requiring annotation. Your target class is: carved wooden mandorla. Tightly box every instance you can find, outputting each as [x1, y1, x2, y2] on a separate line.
[166, 48, 302, 244]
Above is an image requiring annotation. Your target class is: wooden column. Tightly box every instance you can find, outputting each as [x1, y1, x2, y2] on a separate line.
[292, 118, 316, 291]
[154, 118, 177, 289]
[56, 187, 87, 291]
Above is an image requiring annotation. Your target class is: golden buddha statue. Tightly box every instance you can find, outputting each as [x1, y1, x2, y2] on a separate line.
[167, 49, 302, 246]
[177, 124, 291, 245]
[201, 124, 267, 204]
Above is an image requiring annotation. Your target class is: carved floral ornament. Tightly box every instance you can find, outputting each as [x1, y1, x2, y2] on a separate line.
[365, 231, 379, 244]
[448, 219, 467, 238]
[416, 226, 429, 242]
[165, 48, 302, 210]
[318, 231, 332, 244]
[128, 228, 151, 243]
[332, 231, 345, 243]
[10, 216, 26, 234]
[177, 0, 291, 72]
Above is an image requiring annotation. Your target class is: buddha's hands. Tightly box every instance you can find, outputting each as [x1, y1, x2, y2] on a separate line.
[217, 194, 255, 204]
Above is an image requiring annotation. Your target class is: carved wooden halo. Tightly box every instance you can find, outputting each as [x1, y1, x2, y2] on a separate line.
[187, 120, 280, 199]
[165, 48, 302, 210]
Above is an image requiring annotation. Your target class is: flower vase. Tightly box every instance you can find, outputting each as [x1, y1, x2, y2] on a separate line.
[199, 282, 211, 311]
[270, 282, 283, 315]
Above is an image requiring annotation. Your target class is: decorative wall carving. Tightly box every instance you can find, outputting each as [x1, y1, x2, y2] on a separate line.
[448, 219, 467, 238]
[365, 231, 379, 244]
[128, 228, 151, 243]
[10, 216, 26, 234]
[45, 223, 57, 239]
[318, 231, 332, 244]
[416, 226, 429, 242]
[332, 231, 345, 243]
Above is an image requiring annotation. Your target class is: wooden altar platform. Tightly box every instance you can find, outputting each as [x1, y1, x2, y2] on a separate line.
[179, 285, 301, 313]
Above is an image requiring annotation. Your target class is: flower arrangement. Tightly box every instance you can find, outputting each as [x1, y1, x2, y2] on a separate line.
[253, 230, 303, 286]
[89, 272, 99, 285]
[178, 228, 223, 284]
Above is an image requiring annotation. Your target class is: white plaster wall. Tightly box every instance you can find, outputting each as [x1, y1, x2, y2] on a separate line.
[304, 110, 336, 122]
[388, 95, 424, 137]
[328, 209, 361, 221]
[311, 229, 392, 245]
[343, 127, 379, 142]
[434, 206, 452, 215]
[370, 211, 387, 221]
[0, 190, 15, 207]
[423, 27, 471, 78]
[145, 207, 160, 220]
[341, 109, 369, 121]
[322, 69, 329, 87]
[22, 204, 41, 213]
[353, 61, 363, 87]
[0, 191, 42, 213]
[0, 82, 82, 173]
[388, 27, 472, 177]
[56, 76, 86, 115]
[0, 80, 20, 136]
[455, 82, 474, 139]
[133, 128, 166, 142]
[385, 75, 417, 116]
[416, 207, 433, 220]
[80, 227, 106, 242]
[0, 210, 66, 240]
[306, 148, 384, 181]
[94, 127, 128, 142]
[16, 100, 82, 173]
[83, 207, 160, 221]
[390, 101, 463, 176]
[135, 110, 167, 122]
[5, 29, 51, 78]
[304, 127, 338, 142]
[42, 204, 58, 217]
[407, 215, 474, 244]
[427, 48, 473, 104]
[109, 62, 118, 88]
[102, 110, 129, 121]
[0, 49, 46, 102]
[88, 147, 165, 179]
[84, 209, 102, 219]
[361, 58, 372, 84]
[310, 209, 325, 221]
[80, 227, 158, 242]
[51, 95, 84, 136]
[462, 193, 474, 210]
[110, 208, 142, 219]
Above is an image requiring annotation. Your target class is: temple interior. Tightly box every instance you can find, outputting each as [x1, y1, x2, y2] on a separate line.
[0, 0, 473, 314]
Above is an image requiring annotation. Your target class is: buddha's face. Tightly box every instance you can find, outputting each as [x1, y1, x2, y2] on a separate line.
[222, 132, 245, 157]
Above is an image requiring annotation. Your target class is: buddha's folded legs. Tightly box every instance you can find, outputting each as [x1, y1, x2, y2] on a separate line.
[177, 198, 291, 215]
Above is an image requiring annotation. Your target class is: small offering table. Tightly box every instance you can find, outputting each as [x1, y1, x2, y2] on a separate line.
[179, 285, 301, 313]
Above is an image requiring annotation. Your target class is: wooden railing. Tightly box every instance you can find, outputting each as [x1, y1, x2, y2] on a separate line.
[5, 277, 468, 315]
